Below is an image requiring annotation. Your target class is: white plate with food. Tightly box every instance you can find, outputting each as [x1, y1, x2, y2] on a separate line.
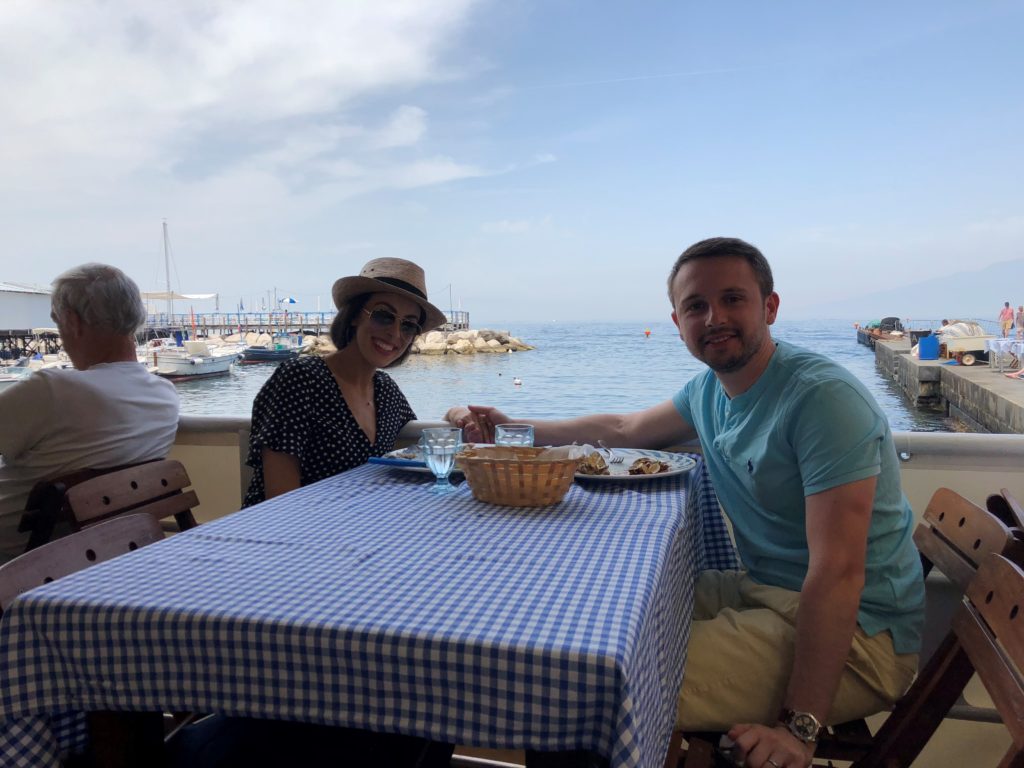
[574, 448, 696, 482]
[368, 444, 491, 474]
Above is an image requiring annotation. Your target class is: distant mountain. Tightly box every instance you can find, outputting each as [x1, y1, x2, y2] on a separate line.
[789, 258, 1024, 323]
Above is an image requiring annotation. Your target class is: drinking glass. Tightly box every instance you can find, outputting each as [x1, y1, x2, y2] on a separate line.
[421, 427, 462, 494]
[495, 423, 534, 447]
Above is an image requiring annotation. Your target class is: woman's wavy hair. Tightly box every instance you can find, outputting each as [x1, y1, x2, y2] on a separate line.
[51, 263, 147, 334]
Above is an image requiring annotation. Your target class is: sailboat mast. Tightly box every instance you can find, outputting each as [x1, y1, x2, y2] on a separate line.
[163, 220, 173, 320]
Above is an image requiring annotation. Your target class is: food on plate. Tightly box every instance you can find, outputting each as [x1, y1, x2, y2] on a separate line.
[394, 443, 481, 461]
[577, 452, 610, 476]
[628, 457, 670, 475]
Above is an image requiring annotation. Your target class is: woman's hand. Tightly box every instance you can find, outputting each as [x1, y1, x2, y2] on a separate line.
[466, 405, 513, 443]
[446, 405, 510, 443]
[445, 406, 472, 428]
[446, 405, 488, 442]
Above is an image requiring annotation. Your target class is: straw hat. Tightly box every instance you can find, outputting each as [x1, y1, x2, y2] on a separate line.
[331, 258, 447, 331]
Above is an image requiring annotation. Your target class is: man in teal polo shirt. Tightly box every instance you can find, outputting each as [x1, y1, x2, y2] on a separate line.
[447, 237, 924, 768]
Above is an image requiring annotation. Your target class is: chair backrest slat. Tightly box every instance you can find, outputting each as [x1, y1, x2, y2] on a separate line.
[914, 488, 1024, 590]
[957, 554, 1024, 752]
[0, 514, 163, 615]
[77, 489, 199, 532]
[67, 460, 193, 525]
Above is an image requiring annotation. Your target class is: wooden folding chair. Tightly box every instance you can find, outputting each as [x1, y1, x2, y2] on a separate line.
[18, 459, 199, 552]
[951, 553, 1024, 767]
[63, 459, 199, 532]
[861, 553, 1024, 767]
[0, 513, 163, 617]
[0, 512, 200, 757]
[19, 461, 150, 551]
[670, 487, 1024, 768]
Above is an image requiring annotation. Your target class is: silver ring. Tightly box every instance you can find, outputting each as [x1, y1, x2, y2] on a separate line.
[766, 759, 782, 768]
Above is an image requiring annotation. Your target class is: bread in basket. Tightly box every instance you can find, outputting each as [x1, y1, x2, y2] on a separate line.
[454, 446, 582, 507]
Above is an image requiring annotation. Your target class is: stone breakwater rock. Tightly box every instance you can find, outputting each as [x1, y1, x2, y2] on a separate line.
[412, 329, 533, 356]
[306, 329, 533, 357]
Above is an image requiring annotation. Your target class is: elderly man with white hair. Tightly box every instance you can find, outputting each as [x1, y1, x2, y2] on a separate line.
[0, 263, 179, 562]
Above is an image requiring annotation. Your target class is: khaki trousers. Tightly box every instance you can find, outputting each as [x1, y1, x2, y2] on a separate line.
[676, 570, 918, 731]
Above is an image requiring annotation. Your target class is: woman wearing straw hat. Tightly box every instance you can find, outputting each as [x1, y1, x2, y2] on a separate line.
[243, 257, 446, 507]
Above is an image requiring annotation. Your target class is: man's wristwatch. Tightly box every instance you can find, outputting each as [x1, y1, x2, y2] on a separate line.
[778, 708, 824, 744]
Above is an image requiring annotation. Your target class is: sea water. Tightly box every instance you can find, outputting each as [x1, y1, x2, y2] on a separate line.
[174, 319, 955, 432]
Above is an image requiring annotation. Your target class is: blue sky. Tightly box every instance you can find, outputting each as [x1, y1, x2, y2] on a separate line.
[1, 1, 1021, 322]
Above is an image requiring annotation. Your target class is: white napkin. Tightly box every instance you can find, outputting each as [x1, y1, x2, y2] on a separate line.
[535, 444, 594, 461]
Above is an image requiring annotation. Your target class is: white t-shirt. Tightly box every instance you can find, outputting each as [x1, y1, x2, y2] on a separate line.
[0, 362, 179, 560]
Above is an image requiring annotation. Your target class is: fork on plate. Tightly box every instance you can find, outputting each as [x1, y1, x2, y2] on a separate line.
[597, 440, 625, 464]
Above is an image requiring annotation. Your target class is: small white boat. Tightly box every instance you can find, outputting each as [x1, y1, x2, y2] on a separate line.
[0, 366, 31, 393]
[153, 340, 238, 380]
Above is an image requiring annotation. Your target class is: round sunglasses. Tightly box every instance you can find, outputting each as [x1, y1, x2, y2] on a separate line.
[362, 307, 422, 340]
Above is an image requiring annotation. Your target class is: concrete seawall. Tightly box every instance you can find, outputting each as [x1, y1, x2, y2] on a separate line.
[872, 338, 1024, 433]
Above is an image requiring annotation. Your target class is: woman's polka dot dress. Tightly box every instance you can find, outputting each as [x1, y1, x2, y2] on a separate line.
[243, 355, 415, 507]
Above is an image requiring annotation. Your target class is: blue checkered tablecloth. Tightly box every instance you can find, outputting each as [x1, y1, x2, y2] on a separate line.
[1, 458, 731, 768]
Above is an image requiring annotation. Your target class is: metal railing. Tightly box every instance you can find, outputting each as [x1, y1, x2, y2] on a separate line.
[145, 309, 472, 334]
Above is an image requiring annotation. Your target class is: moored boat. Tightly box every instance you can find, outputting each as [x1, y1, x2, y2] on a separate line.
[153, 340, 238, 380]
[0, 366, 31, 393]
[856, 316, 905, 348]
[240, 334, 301, 364]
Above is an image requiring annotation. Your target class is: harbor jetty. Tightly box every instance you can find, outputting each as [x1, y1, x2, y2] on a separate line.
[412, 329, 532, 355]
[140, 310, 534, 356]
[227, 328, 533, 357]
[869, 336, 1024, 433]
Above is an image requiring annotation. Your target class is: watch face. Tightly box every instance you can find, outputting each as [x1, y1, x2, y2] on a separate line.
[793, 714, 816, 738]
[791, 713, 821, 741]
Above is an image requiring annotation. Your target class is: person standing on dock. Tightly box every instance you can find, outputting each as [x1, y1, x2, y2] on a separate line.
[0, 263, 179, 563]
[999, 301, 1014, 337]
[449, 237, 923, 768]
[1016, 305, 1023, 340]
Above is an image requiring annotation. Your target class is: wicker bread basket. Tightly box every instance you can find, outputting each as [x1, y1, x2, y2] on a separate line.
[455, 446, 581, 507]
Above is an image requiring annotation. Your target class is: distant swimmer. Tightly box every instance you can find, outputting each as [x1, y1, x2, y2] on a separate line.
[644, 328, 651, 338]
[513, 377, 522, 386]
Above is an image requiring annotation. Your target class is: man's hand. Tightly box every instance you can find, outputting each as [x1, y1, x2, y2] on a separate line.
[445, 405, 510, 443]
[727, 723, 815, 768]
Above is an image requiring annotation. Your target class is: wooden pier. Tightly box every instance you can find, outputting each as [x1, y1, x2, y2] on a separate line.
[871, 337, 1024, 433]
[142, 310, 471, 338]
[0, 329, 60, 361]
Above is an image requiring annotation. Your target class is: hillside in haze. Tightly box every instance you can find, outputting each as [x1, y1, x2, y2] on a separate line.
[787, 258, 1024, 324]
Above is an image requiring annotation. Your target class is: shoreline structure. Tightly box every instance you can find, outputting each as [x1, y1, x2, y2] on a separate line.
[227, 328, 534, 357]
[870, 336, 1024, 434]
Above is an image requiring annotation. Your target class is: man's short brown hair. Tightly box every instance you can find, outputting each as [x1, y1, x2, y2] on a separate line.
[667, 237, 774, 301]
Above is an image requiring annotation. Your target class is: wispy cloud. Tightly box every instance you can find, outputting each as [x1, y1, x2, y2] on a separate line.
[519, 65, 760, 91]
[0, 1, 481, 197]
[966, 214, 1024, 236]
[369, 106, 429, 150]
[481, 219, 531, 234]
[480, 215, 552, 234]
